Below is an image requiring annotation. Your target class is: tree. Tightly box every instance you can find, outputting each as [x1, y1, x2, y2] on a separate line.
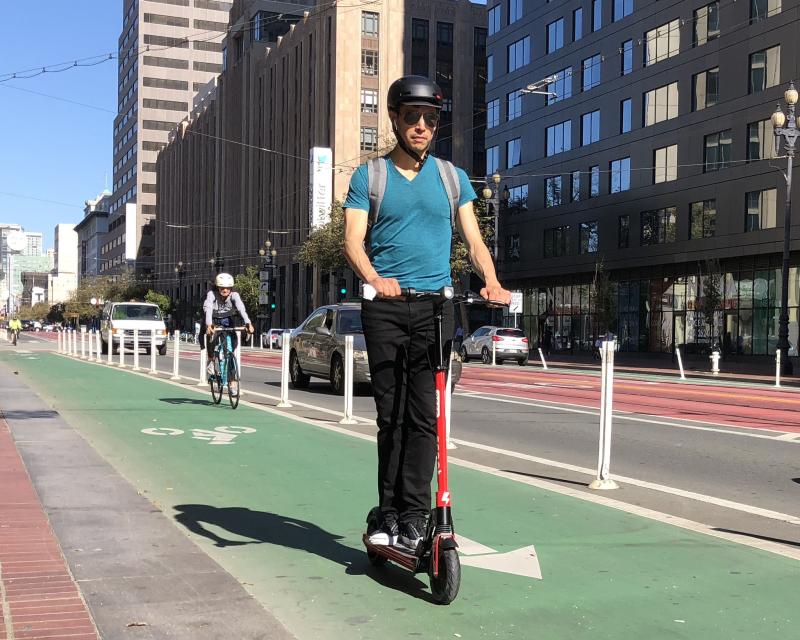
[234, 266, 260, 319]
[591, 260, 616, 335]
[296, 200, 348, 272]
[145, 290, 172, 317]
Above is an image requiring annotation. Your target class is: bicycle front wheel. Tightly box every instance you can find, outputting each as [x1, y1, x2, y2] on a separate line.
[226, 353, 240, 409]
[210, 357, 223, 404]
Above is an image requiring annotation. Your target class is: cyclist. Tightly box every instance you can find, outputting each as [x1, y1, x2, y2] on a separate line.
[343, 75, 511, 549]
[202, 273, 254, 377]
[9, 316, 22, 345]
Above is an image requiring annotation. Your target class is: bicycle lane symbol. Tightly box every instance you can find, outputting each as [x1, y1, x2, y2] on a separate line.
[141, 425, 257, 445]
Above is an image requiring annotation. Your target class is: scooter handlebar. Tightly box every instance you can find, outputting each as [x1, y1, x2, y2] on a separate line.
[362, 284, 507, 307]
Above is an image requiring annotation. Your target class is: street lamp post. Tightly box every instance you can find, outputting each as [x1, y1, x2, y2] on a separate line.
[771, 82, 799, 375]
[258, 240, 278, 334]
[209, 250, 224, 274]
[482, 172, 508, 260]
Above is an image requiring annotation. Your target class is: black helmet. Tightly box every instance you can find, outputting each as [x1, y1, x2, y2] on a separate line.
[387, 75, 443, 111]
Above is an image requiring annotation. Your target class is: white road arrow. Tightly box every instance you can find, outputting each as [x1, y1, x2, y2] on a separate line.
[457, 535, 543, 580]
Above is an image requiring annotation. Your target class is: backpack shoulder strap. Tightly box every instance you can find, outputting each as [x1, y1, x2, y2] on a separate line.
[434, 157, 461, 230]
[366, 157, 388, 226]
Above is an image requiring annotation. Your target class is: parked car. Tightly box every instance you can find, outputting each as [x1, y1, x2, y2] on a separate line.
[100, 301, 168, 355]
[262, 328, 286, 349]
[459, 326, 529, 365]
[42, 323, 56, 332]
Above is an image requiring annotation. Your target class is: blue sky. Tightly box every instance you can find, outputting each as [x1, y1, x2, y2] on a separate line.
[0, 2, 119, 251]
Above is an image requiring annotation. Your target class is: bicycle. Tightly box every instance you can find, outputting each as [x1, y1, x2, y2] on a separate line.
[11, 329, 19, 346]
[209, 327, 247, 409]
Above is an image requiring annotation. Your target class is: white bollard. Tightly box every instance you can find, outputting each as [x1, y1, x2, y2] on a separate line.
[72, 329, 77, 356]
[236, 331, 242, 381]
[492, 339, 496, 366]
[80, 328, 86, 359]
[171, 329, 180, 380]
[776, 349, 782, 388]
[589, 341, 619, 490]
[107, 330, 113, 364]
[260, 333, 265, 349]
[340, 335, 358, 424]
[538, 347, 548, 370]
[88, 329, 94, 361]
[198, 348, 208, 386]
[149, 330, 157, 374]
[118, 333, 125, 367]
[676, 347, 686, 380]
[133, 329, 140, 371]
[277, 331, 292, 408]
[57, 330, 62, 353]
[96, 330, 102, 362]
[445, 353, 456, 450]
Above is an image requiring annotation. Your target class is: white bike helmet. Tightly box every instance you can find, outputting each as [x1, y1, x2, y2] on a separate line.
[215, 272, 235, 288]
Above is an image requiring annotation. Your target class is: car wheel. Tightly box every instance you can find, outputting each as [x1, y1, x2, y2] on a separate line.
[459, 346, 469, 362]
[518, 358, 528, 366]
[330, 355, 345, 395]
[158, 343, 167, 356]
[481, 347, 491, 365]
[290, 351, 310, 388]
[101, 340, 108, 355]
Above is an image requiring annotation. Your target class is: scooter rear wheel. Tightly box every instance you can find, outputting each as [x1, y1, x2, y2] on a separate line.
[429, 548, 460, 604]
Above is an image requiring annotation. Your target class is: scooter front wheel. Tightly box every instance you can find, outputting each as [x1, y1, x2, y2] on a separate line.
[429, 548, 460, 604]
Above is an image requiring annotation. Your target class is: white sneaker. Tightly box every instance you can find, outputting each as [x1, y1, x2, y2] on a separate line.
[368, 512, 399, 546]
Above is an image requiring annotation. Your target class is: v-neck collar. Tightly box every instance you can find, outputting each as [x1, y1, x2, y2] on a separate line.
[386, 155, 426, 184]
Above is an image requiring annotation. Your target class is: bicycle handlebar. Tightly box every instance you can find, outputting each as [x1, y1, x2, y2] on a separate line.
[211, 326, 250, 332]
[362, 284, 507, 307]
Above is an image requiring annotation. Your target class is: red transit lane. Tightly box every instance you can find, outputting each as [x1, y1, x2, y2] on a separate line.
[456, 365, 800, 433]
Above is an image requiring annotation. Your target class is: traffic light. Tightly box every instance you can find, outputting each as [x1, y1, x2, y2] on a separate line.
[337, 278, 347, 302]
[270, 301, 277, 311]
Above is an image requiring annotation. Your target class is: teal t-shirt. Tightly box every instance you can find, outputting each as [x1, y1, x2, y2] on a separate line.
[344, 156, 476, 291]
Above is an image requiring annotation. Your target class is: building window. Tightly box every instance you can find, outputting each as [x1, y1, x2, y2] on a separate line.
[360, 126, 378, 151]
[620, 98, 632, 133]
[581, 110, 600, 146]
[571, 170, 581, 201]
[487, 54, 494, 82]
[545, 176, 563, 207]
[361, 50, 378, 75]
[690, 200, 717, 239]
[487, 99, 500, 128]
[508, 36, 531, 72]
[507, 90, 523, 121]
[573, 8, 584, 41]
[582, 54, 601, 91]
[509, 0, 523, 24]
[580, 221, 599, 253]
[747, 120, 775, 161]
[613, 0, 633, 21]
[621, 40, 633, 75]
[544, 225, 572, 258]
[488, 5, 501, 36]
[618, 215, 630, 248]
[654, 145, 678, 183]
[437, 21, 453, 46]
[644, 82, 679, 125]
[751, 0, 781, 23]
[507, 185, 528, 212]
[590, 165, 600, 197]
[592, 0, 602, 31]
[547, 18, 565, 53]
[749, 46, 780, 93]
[361, 11, 379, 36]
[487, 145, 500, 174]
[546, 120, 572, 156]
[692, 67, 719, 111]
[745, 189, 777, 230]
[704, 130, 732, 171]
[360, 89, 378, 114]
[610, 157, 631, 193]
[644, 20, 680, 66]
[547, 68, 572, 105]
[507, 138, 522, 168]
[693, 2, 720, 47]
[411, 18, 429, 76]
[641, 207, 677, 245]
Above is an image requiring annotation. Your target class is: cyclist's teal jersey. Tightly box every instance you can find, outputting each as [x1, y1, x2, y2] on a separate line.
[344, 155, 476, 291]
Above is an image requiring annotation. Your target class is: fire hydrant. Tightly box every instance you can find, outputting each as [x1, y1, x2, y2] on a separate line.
[710, 350, 721, 375]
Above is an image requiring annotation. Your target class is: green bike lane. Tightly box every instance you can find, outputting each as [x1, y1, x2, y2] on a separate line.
[2, 351, 797, 639]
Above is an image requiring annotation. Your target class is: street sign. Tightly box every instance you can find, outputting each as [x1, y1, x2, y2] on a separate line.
[258, 292, 270, 304]
[259, 270, 271, 281]
[259, 281, 271, 292]
[510, 291, 523, 314]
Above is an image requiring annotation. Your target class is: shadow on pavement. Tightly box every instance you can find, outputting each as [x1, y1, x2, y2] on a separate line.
[1, 409, 59, 420]
[792, 478, 800, 485]
[172, 504, 436, 602]
[159, 397, 215, 407]
[713, 527, 800, 548]
[502, 469, 589, 488]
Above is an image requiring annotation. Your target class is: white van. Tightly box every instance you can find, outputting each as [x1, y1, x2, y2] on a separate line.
[100, 301, 168, 355]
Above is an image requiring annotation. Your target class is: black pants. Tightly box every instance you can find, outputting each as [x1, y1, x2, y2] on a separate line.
[361, 298, 454, 519]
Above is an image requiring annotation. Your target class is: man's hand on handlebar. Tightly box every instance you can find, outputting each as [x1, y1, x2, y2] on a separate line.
[246, 323, 255, 334]
[366, 276, 402, 299]
[480, 282, 512, 306]
[206, 324, 215, 336]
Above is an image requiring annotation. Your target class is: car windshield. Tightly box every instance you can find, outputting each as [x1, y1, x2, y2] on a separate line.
[496, 328, 525, 337]
[336, 310, 363, 334]
[112, 304, 162, 321]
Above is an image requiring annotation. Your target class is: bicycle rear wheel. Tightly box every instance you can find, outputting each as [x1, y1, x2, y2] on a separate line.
[226, 353, 240, 409]
[210, 357, 223, 404]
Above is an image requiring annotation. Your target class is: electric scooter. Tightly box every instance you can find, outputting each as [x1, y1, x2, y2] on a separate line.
[361, 284, 504, 605]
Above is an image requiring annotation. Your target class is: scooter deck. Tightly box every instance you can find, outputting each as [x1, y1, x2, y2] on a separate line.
[362, 535, 423, 572]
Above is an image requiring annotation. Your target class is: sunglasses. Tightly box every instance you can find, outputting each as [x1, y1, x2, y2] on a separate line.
[401, 110, 440, 127]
